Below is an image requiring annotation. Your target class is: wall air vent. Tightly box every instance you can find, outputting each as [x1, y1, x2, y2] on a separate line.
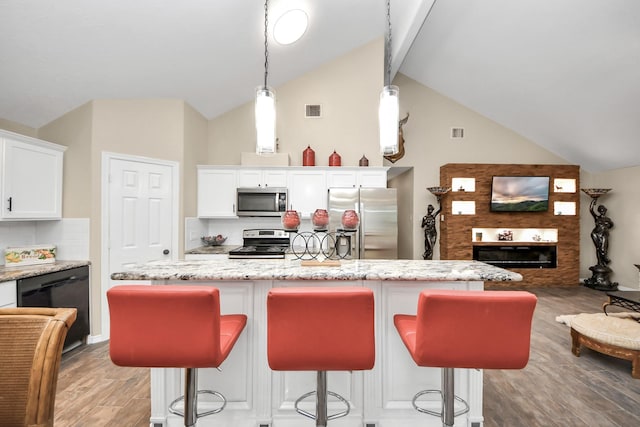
[305, 104, 322, 118]
[451, 127, 465, 139]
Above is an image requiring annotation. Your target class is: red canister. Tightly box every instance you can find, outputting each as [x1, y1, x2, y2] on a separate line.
[302, 145, 315, 166]
[329, 150, 341, 166]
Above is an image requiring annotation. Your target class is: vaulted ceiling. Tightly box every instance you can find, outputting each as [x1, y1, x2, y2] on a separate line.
[1, 0, 638, 172]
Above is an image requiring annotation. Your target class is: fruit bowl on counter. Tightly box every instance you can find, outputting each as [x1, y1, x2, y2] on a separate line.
[201, 235, 227, 246]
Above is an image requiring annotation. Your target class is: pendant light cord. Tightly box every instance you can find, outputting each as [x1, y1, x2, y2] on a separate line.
[385, 0, 392, 87]
[264, 0, 269, 89]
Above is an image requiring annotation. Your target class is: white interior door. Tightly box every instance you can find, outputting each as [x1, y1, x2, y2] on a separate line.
[101, 153, 178, 340]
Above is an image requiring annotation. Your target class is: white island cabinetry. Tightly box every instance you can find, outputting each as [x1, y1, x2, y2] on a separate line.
[111, 259, 521, 427]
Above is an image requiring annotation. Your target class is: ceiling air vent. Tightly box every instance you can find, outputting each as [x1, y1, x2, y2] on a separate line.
[305, 104, 322, 118]
[451, 127, 465, 139]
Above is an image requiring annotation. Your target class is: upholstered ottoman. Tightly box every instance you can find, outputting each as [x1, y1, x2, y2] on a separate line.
[570, 312, 640, 379]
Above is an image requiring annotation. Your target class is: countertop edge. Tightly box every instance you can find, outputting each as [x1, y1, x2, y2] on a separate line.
[0, 261, 91, 282]
[111, 260, 522, 282]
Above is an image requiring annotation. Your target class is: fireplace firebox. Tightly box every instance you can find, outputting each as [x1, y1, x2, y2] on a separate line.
[473, 245, 557, 269]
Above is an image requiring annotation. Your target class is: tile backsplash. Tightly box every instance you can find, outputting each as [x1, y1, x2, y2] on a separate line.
[0, 218, 89, 265]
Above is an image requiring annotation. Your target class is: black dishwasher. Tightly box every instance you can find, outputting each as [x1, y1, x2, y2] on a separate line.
[17, 266, 90, 351]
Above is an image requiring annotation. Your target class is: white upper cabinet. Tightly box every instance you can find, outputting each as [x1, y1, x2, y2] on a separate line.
[287, 169, 327, 217]
[237, 168, 287, 188]
[327, 168, 387, 188]
[0, 131, 66, 220]
[197, 166, 238, 218]
[355, 169, 387, 188]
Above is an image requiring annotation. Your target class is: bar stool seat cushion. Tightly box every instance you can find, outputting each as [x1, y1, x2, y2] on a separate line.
[267, 287, 375, 371]
[394, 290, 537, 369]
[108, 285, 247, 368]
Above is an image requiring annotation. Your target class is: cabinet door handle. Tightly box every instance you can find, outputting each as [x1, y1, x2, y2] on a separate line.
[7, 197, 12, 212]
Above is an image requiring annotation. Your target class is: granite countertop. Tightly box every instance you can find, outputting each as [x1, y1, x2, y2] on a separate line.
[185, 245, 237, 255]
[111, 259, 522, 282]
[0, 260, 91, 282]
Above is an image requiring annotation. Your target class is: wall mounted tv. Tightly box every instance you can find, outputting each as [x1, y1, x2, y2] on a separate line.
[490, 176, 550, 212]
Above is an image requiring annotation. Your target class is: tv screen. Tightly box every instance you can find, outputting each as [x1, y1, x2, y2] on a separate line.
[490, 176, 550, 212]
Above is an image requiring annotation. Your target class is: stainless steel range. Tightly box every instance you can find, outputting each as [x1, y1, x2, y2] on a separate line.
[228, 229, 290, 259]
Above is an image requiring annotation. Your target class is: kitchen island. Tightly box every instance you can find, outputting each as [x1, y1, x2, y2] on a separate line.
[112, 259, 521, 427]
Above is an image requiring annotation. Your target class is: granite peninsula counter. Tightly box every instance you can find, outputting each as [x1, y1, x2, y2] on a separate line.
[111, 259, 521, 427]
[111, 258, 521, 282]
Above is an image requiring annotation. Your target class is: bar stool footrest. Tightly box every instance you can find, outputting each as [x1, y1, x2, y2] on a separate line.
[294, 390, 350, 421]
[169, 390, 227, 419]
[412, 389, 469, 418]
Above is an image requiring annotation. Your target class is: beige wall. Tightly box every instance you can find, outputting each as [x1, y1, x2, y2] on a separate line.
[183, 104, 209, 218]
[581, 166, 640, 289]
[209, 38, 384, 167]
[38, 102, 93, 218]
[0, 118, 38, 137]
[34, 99, 208, 335]
[383, 73, 570, 260]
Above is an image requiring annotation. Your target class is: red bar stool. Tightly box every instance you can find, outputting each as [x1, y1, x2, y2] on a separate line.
[394, 289, 537, 427]
[267, 287, 375, 427]
[107, 285, 247, 427]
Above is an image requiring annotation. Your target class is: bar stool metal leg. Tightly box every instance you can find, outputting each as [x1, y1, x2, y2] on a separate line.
[317, 371, 328, 427]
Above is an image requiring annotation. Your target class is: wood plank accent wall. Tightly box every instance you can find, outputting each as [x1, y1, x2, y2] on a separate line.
[439, 163, 580, 288]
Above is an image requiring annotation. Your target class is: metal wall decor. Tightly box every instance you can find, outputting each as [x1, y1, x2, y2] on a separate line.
[384, 113, 409, 163]
[581, 188, 618, 291]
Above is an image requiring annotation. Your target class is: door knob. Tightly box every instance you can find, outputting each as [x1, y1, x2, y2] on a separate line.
[163, 249, 170, 255]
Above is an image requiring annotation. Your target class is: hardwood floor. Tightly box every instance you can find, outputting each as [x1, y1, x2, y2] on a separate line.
[54, 286, 640, 426]
[55, 340, 149, 426]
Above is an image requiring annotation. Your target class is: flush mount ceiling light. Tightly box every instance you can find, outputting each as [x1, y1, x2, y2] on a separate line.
[256, 0, 276, 154]
[274, 9, 308, 45]
[379, 0, 399, 156]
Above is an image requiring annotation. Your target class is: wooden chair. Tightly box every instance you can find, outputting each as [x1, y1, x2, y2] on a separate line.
[0, 307, 77, 427]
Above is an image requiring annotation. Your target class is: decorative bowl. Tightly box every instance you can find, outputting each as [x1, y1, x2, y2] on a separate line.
[427, 186, 451, 196]
[581, 188, 611, 198]
[201, 235, 227, 246]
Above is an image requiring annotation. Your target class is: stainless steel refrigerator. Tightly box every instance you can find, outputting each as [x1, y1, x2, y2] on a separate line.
[328, 188, 398, 259]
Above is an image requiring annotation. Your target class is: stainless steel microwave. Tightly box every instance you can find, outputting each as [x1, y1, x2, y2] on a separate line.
[236, 187, 288, 217]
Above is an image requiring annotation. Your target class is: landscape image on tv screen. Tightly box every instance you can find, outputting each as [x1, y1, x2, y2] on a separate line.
[490, 176, 550, 212]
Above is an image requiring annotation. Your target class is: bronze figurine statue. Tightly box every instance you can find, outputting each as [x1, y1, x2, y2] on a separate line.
[584, 197, 618, 290]
[421, 204, 441, 260]
[590, 200, 613, 266]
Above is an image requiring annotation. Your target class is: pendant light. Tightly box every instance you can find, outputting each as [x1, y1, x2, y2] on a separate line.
[256, 0, 276, 154]
[379, 0, 399, 155]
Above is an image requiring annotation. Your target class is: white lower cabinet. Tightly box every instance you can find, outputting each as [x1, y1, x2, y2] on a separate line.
[147, 279, 483, 427]
[0, 280, 17, 308]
